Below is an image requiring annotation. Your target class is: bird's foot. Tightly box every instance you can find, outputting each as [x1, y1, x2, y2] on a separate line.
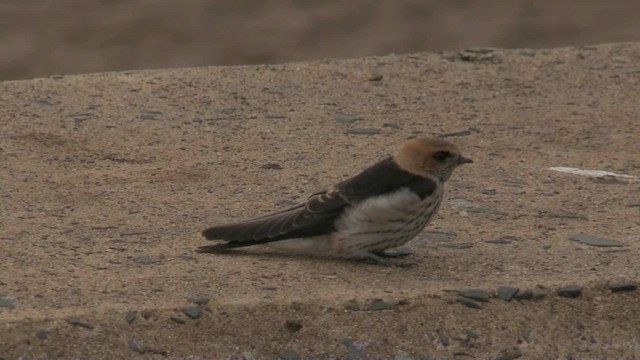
[372, 247, 414, 258]
[363, 252, 416, 267]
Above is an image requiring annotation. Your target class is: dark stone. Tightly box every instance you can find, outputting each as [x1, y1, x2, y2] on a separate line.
[284, 320, 303, 333]
[36, 330, 49, 339]
[394, 350, 413, 360]
[439, 334, 450, 346]
[335, 113, 360, 124]
[438, 242, 473, 249]
[170, 316, 186, 324]
[459, 289, 490, 302]
[133, 255, 159, 265]
[514, 288, 546, 301]
[570, 233, 626, 247]
[339, 338, 368, 360]
[66, 318, 95, 329]
[486, 239, 511, 245]
[608, 282, 637, 292]
[125, 311, 137, 324]
[448, 198, 502, 214]
[557, 285, 582, 298]
[181, 306, 202, 319]
[0, 296, 15, 309]
[128, 339, 168, 355]
[346, 128, 381, 135]
[368, 75, 383, 82]
[437, 129, 472, 138]
[464, 329, 479, 339]
[187, 295, 210, 306]
[344, 299, 360, 311]
[221, 107, 236, 115]
[128, 339, 145, 353]
[260, 163, 283, 170]
[496, 287, 519, 301]
[456, 296, 482, 309]
[496, 347, 522, 360]
[366, 299, 395, 311]
[279, 349, 302, 360]
[35, 98, 54, 106]
[139, 110, 162, 120]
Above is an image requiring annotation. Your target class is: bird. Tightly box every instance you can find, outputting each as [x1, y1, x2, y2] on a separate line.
[198, 138, 472, 266]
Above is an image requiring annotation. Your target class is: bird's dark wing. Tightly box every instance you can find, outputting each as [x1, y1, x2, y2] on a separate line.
[199, 157, 436, 252]
[200, 190, 346, 249]
[333, 157, 437, 202]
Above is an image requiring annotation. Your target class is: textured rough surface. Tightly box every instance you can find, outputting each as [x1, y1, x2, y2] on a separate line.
[1, 43, 640, 358]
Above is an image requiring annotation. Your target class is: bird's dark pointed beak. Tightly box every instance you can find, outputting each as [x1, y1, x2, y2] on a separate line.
[458, 156, 473, 165]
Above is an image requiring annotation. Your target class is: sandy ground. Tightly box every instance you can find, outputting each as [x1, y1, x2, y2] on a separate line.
[3, 1, 640, 81]
[1, 43, 640, 358]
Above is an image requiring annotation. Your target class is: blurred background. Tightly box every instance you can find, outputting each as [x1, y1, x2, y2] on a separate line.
[2, 0, 640, 81]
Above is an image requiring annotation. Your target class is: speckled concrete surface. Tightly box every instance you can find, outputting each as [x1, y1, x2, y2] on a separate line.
[1, 43, 639, 358]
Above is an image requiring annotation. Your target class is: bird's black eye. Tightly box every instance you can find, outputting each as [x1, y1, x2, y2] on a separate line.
[432, 151, 451, 162]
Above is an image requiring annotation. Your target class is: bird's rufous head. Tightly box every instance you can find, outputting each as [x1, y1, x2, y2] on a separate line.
[394, 138, 472, 180]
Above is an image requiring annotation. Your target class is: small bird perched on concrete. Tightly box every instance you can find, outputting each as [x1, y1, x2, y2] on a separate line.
[199, 138, 472, 266]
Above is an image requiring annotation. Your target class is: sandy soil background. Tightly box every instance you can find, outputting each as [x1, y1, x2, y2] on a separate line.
[1, 42, 639, 358]
[2, 1, 640, 81]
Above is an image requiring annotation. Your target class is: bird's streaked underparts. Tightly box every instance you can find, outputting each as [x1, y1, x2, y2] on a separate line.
[199, 138, 472, 266]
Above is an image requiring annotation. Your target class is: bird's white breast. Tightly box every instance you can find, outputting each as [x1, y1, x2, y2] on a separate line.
[331, 186, 443, 257]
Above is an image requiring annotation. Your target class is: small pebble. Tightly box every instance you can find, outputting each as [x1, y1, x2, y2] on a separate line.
[456, 296, 482, 309]
[133, 255, 159, 265]
[366, 299, 395, 311]
[557, 285, 583, 298]
[514, 288, 546, 301]
[460, 289, 490, 302]
[36, 330, 49, 339]
[496, 287, 519, 301]
[486, 239, 511, 245]
[66, 318, 95, 329]
[221, 107, 236, 115]
[346, 128, 381, 135]
[284, 320, 303, 333]
[438, 242, 473, 249]
[609, 282, 638, 292]
[496, 347, 522, 360]
[279, 349, 302, 360]
[181, 306, 202, 319]
[395, 350, 413, 360]
[187, 296, 210, 306]
[570, 233, 626, 247]
[170, 316, 186, 324]
[608, 282, 637, 293]
[125, 311, 137, 324]
[261, 163, 283, 170]
[0, 296, 16, 309]
[335, 113, 360, 124]
[265, 115, 286, 119]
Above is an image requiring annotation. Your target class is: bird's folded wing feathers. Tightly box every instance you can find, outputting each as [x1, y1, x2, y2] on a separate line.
[201, 190, 346, 247]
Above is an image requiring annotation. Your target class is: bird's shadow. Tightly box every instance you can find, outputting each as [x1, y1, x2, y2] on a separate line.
[196, 245, 417, 268]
